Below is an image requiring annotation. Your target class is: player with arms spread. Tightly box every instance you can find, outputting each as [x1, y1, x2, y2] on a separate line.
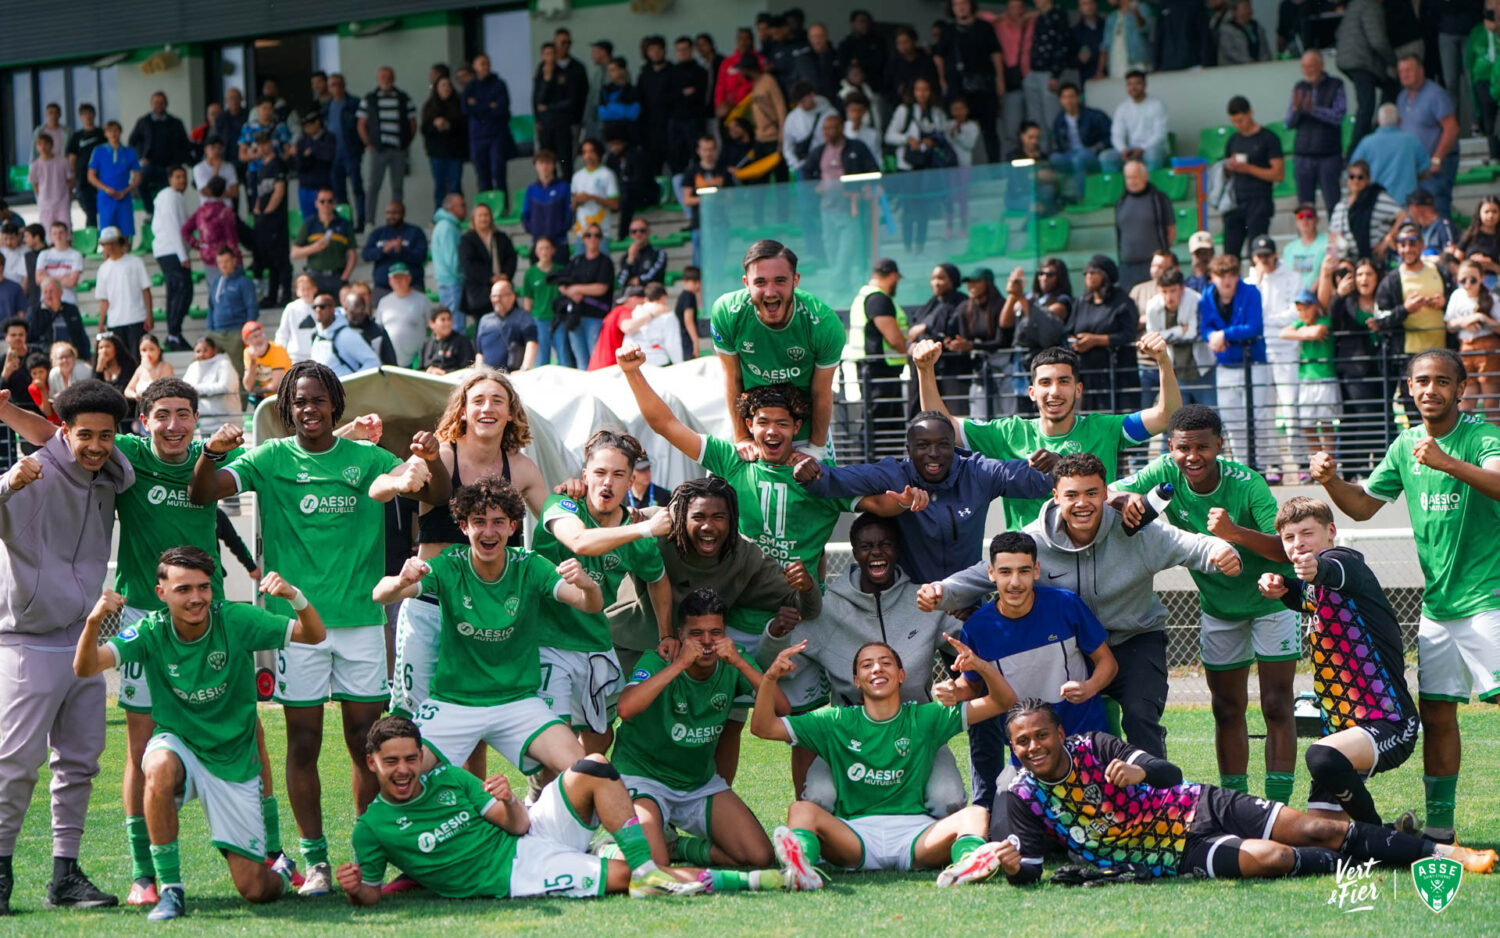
[1312, 348, 1500, 844]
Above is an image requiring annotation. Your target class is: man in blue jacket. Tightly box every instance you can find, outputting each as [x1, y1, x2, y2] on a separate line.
[1199, 252, 1271, 469]
[794, 412, 1053, 583]
[326, 74, 366, 231]
[1049, 83, 1112, 200]
[520, 150, 572, 260]
[462, 54, 516, 209]
[360, 201, 427, 298]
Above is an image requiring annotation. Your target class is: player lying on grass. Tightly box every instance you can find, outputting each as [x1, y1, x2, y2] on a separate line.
[751, 639, 1019, 887]
[372, 477, 601, 780]
[1259, 497, 1419, 825]
[74, 547, 327, 921]
[614, 588, 786, 879]
[993, 699, 1496, 884]
[339, 716, 739, 902]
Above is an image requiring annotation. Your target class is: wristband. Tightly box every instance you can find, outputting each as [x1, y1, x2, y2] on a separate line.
[204, 447, 230, 462]
[289, 587, 309, 611]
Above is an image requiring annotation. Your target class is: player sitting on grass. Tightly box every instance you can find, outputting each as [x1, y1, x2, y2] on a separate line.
[613, 589, 787, 885]
[752, 639, 1018, 888]
[1258, 496, 1418, 825]
[993, 699, 1495, 883]
[373, 477, 602, 781]
[338, 716, 710, 903]
[73, 548, 328, 921]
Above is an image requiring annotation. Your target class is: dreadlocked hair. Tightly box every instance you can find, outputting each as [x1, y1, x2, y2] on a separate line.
[667, 476, 740, 561]
[275, 361, 346, 432]
[435, 367, 533, 452]
[584, 429, 644, 467]
[735, 383, 810, 425]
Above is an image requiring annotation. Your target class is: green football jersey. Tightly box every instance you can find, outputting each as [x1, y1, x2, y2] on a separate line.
[352, 763, 517, 898]
[962, 412, 1149, 529]
[110, 603, 291, 782]
[785, 702, 966, 819]
[1117, 455, 1290, 621]
[421, 547, 563, 706]
[1297, 317, 1337, 381]
[532, 494, 665, 652]
[1365, 414, 1500, 620]
[225, 437, 402, 628]
[709, 287, 845, 442]
[613, 651, 758, 791]
[113, 436, 243, 610]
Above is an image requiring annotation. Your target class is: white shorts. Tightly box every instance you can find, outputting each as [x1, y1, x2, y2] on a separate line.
[416, 696, 565, 775]
[275, 624, 389, 706]
[509, 775, 608, 899]
[538, 647, 624, 734]
[1417, 611, 1500, 703]
[391, 596, 441, 717]
[726, 624, 828, 716]
[1199, 609, 1302, 670]
[146, 732, 265, 861]
[117, 605, 153, 712]
[803, 744, 968, 819]
[839, 814, 937, 871]
[1296, 380, 1341, 427]
[621, 773, 730, 840]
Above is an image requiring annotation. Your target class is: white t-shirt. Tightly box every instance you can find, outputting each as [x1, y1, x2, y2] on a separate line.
[151, 188, 190, 262]
[0, 247, 24, 288]
[376, 291, 431, 367]
[192, 160, 239, 206]
[570, 165, 620, 239]
[275, 298, 318, 362]
[36, 248, 84, 304]
[1444, 288, 1500, 342]
[632, 302, 684, 366]
[96, 254, 151, 327]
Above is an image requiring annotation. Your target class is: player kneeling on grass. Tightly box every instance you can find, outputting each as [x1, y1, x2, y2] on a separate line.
[1259, 497, 1419, 825]
[73, 548, 328, 921]
[994, 699, 1495, 884]
[614, 589, 787, 887]
[339, 716, 709, 902]
[752, 640, 1018, 888]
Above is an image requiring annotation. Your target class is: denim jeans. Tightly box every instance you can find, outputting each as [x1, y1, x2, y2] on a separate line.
[429, 157, 463, 211]
[534, 318, 554, 367]
[437, 283, 462, 325]
[567, 317, 604, 369]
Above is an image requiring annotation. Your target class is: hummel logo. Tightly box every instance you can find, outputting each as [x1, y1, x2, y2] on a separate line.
[847, 739, 863, 753]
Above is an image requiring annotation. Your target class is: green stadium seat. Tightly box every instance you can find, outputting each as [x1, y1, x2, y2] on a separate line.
[1038, 217, 1070, 254]
[882, 153, 898, 173]
[608, 237, 630, 252]
[74, 227, 99, 256]
[1198, 125, 1233, 165]
[7, 165, 31, 193]
[1151, 169, 1190, 201]
[286, 208, 303, 237]
[1173, 206, 1206, 243]
[1341, 113, 1355, 151]
[650, 231, 691, 249]
[473, 189, 508, 220]
[426, 289, 440, 302]
[78, 278, 96, 293]
[1264, 121, 1295, 154]
[188, 305, 207, 320]
[509, 114, 535, 147]
[151, 272, 164, 287]
[335, 203, 352, 221]
[1456, 165, 1500, 187]
[190, 269, 205, 284]
[1077, 172, 1123, 210]
[954, 223, 1004, 263]
[665, 270, 682, 286]
[132, 225, 154, 256]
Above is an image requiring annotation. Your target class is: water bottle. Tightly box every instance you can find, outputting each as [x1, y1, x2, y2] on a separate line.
[1123, 483, 1173, 536]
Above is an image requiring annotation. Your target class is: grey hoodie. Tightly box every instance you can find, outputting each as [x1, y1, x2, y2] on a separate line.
[936, 500, 1229, 645]
[758, 565, 958, 706]
[0, 431, 133, 646]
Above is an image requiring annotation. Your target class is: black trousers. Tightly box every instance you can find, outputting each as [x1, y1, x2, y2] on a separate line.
[76, 183, 98, 230]
[156, 253, 192, 338]
[537, 116, 576, 178]
[1343, 68, 1400, 156]
[1100, 630, 1170, 758]
[253, 221, 291, 305]
[1222, 198, 1274, 261]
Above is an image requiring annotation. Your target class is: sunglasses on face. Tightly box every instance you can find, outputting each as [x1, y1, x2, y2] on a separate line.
[583, 232, 602, 239]
[630, 227, 648, 234]
[313, 302, 332, 308]
[1397, 237, 1421, 245]
[1461, 276, 1480, 285]
[1296, 213, 1315, 221]
[317, 198, 334, 204]
[1347, 173, 1368, 181]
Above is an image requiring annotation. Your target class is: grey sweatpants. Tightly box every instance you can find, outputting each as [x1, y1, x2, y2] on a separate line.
[0, 644, 106, 857]
[365, 149, 409, 223]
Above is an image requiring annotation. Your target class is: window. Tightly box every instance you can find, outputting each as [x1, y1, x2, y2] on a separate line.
[481, 10, 534, 117]
[314, 33, 340, 76]
[9, 76, 33, 167]
[221, 45, 247, 100]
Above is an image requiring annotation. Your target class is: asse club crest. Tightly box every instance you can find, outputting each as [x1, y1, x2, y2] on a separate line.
[208, 651, 228, 671]
[343, 466, 362, 486]
[1411, 856, 1463, 913]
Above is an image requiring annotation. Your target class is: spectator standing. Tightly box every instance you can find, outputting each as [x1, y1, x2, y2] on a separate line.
[127, 92, 191, 214]
[1319, 257, 1384, 472]
[679, 136, 733, 269]
[204, 247, 257, 379]
[151, 166, 192, 346]
[886, 78, 949, 173]
[1102, 0, 1154, 76]
[1221, 96, 1285, 262]
[557, 223, 616, 367]
[94, 227, 151, 350]
[36, 222, 83, 308]
[521, 150, 572, 259]
[802, 115, 880, 298]
[182, 336, 241, 435]
[837, 64, 886, 140]
[1286, 50, 1347, 217]
[462, 54, 514, 206]
[65, 104, 106, 230]
[617, 218, 666, 289]
[1201, 254, 1273, 466]
[1049, 83, 1111, 199]
[552, 29, 591, 170]
[1446, 259, 1500, 417]
[235, 98, 292, 181]
[192, 136, 239, 207]
[1067, 254, 1140, 410]
[582, 40, 613, 146]
[886, 27, 942, 112]
[1102, 71, 1168, 172]
[1074, 0, 1108, 82]
[457, 202, 518, 329]
[26, 134, 70, 233]
[1143, 268, 1217, 409]
[213, 87, 251, 205]
[431, 193, 466, 323]
[417, 307, 475, 374]
[801, 24, 843, 103]
[1114, 160, 1176, 291]
[1028, 0, 1077, 136]
[781, 82, 838, 175]
[715, 29, 764, 120]
[847, 258, 908, 424]
[743, 57, 788, 179]
[570, 139, 620, 252]
[375, 264, 429, 368]
[1467, 4, 1500, 163]
[604, 130, 659, 244]
[994, 0, 1037, 157]
[1455, 196, 1500, 278]
[596, 56, 641, 135]
[1155, 0, 1208, 70]
[1336, 0, 1399, 155]
[520, 236, 565, 366]
[248, 135, 292, 308]
[1281, 204, 1330, 289]
[326, 74, 367, 231]
[357, 66, 417, 227]
[294, 113, 337, 221]
[1395, 55, 1460, 218]
[360, 201, 427, 298]
[1247, 235, 1306, 479]
[839, 10, 890, 95]
[1350, 104, 1428, 208]
[87, 121, 142, 241]
[935, 0, 1005, 164]
[908, 263, 969, 416]
[667, 36, 711, 174]
[275, 274, 319, 363]
[475, 280, 539, 372]
[290, 188, 355, 297]
[181, 176, 241, 301]
[1217, 0, 1274, 64]
[1329, 159, 1403, 261]
[638, 36, 675, 176]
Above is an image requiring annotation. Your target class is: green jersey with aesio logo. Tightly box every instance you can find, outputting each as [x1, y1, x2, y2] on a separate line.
[420, 547, 563, 706]
[1364, 413, 1500, 620]
[224, 437, 402, 628]
[352, 763, 518, 898]
[613, 651, 758, 790]
[785, 701, 968, 818]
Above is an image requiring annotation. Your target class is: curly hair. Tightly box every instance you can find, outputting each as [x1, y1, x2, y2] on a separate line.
[435, 368, 532, 452]
[735, 383, 810, 425]
[275, 361, 346, 432]
[449, 475, 526, 527]
[667, 477, 740, 561]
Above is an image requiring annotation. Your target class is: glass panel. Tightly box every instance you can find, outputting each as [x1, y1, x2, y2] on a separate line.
[481, 10, 533, 116]
[98, 65, 119, 125]
[71, 65, 98, 119]
[36, 68, 65, 140]
[220, 45, 247, 100]
[313, 34, 340, 76]
[10, 73, 34, 167]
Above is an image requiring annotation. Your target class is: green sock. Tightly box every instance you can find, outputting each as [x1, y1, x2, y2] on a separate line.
[709, 869, 781, 892]
[673, 834, 713, 866]
[792, 828, 822, 867]
[262, 796, 282, 857]
[613, 819, 655, 872]
[150, 841, 181, 889]
[951, 834, 986, 864]
[1104, 697, 1124, 738]
[1423, 775, 1458, 833]
[1265, 772, 1295, 805]
[299, 836, 329, 868]
[126, 815, 154, 882]
[1220, 773, 1249, 794]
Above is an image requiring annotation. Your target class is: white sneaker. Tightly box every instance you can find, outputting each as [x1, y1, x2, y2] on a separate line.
[298, 862, 333, 897]
[771, 826, 824, 891]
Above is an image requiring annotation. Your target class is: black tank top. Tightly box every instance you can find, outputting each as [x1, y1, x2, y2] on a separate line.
[417, 442, 522, 547]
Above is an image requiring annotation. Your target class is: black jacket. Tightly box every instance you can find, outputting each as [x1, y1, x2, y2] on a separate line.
[801, 137, 880, 179]
[637, 61, 675, 131]
[458, 229, 519, 317]
[1066, 288, 1140, 379]
[666, 60, 710, 121]
[128, 113, 191, 167]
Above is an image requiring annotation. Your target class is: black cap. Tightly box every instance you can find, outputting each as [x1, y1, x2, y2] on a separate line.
[1085, 254, 1118, 284]
[592, 39, 613, 54]
[1405, 188, 1435, 207]
[1250, 235, 1276, 256]
[873, 257, 900, 277]
[204, 134, 223, 147]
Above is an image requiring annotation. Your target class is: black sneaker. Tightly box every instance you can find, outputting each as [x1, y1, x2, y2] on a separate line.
[164, 334, 192, 352]
[0, 867, 11, 915]
[258, 297, 281, 310]
[44, 869, 118, 909]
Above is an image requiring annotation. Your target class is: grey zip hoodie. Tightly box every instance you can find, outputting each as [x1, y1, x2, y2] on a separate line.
[757, 565, 958, 706]
[935, 500, 1229, 645]
[0, 431, 133, 646]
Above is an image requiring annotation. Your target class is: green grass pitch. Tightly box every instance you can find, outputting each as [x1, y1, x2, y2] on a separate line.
[6, 703, 1497, 937]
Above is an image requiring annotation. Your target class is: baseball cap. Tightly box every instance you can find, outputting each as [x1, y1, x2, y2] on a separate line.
[1293, 288, 1319, 306]
[964, 267, 995, 282]
[873, 257, 901, 277]
[388, 262, 411, 276]
[241, 321, 264, 341]
[634, 456, 651, 471]
[1250, 235, 1276, 256]
[623, 285, 647, 299]
[1188, 231, 1214, 252]
[1405, 188, 1435, 207]
[98, 226, 125, 244]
